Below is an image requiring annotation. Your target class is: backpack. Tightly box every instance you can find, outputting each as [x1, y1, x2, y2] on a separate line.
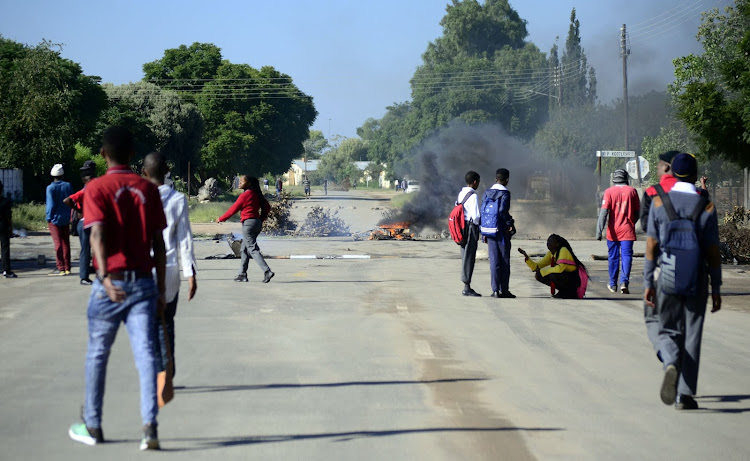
[448, 190, 475, 246]
[480, 190, 505, 237]
[654, 185, 708, 296]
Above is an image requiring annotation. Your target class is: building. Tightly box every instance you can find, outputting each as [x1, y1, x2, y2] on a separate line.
[286, 160, 387, 188]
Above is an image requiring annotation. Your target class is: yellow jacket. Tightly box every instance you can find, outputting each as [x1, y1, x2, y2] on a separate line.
[526, 247, 578, 277]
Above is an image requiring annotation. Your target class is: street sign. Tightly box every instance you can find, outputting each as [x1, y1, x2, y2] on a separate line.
[597, 150, 636, 158]
[626, 156, 649, 180]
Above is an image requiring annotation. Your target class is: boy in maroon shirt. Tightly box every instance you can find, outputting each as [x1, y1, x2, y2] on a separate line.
[68, 126, 167, 451]
[218, 175, 273, 283]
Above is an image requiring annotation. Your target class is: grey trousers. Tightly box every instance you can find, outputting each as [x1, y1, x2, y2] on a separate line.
[239, 219, 271, 275]
[460, 222, 479, 286]
[656, 280, 708, 397]
[645, 278, 661, 358]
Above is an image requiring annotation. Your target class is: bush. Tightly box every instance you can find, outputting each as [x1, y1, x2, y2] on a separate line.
[263, 193, 297, 235]
[298, 206, 350, 236]
[11, 202, 47, 231]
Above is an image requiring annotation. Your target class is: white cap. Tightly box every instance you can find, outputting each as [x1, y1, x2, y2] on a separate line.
[50, 164, 64, 177]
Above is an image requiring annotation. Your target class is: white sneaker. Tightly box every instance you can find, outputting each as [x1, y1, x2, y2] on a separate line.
[620, 284, 629, 294]
[608, 285, 616, 293]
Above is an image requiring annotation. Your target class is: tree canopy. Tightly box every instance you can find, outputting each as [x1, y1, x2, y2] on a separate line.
[670, 0, 750, 168]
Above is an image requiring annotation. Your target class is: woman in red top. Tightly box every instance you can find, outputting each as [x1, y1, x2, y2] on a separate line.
[218, 176, 273, 283]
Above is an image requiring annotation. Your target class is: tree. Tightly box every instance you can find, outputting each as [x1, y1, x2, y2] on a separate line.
[560, 8, 595, 107]
[317, 138, 364, 185]
[0, 38, 106, 200]
[670, 0, 750, 168]
[143, 42, 222, 103]
[302, 130, 329, 160]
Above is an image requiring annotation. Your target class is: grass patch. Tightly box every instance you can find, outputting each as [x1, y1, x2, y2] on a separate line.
[11, 202, 47, 231]
[188, 201, 237, 223]
[389, 192, 416, 209]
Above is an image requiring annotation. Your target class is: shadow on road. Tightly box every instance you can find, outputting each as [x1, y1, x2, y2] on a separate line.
[696, 394, 750, 413]
[176, 377, 489, 394]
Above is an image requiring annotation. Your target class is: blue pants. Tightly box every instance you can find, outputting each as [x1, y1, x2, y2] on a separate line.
[607, 240, 634, 287]
[487, 235, 511, 293]
[77, 219, 91, 281]
[84, 278, 159, 428]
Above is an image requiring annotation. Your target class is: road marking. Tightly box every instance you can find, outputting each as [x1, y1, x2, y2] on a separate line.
[260, 309, 274, 313]
[414, 340, 434, 358]
[397, 304, 410, 317]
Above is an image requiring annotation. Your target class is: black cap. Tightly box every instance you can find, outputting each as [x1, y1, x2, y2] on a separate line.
[658, 150, 680, 164]
[671, 153, 698, 179]
[80, 160, 96, 171]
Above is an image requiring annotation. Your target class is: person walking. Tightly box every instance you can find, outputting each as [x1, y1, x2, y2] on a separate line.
[0, 180, 17, 278]
[263, 177, 269, 191]
[302, 175, 311, 198]
[458, 171, 481, 297]
[143, 152, 198, 406]
[46, 164, 73, 275]
[323, 178, 328, 195]
[596, 169, 640, 294]
[218, 176, 274, 283]
[275, 177, 283, 199]
[63, 160, 97, 285]
[644, 153, 722, 410]
[481, 168, 516, 298]
[67, 126, 167, 450]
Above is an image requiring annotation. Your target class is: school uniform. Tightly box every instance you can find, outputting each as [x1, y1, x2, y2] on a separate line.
[458, 187, 480, 291]
[482, 184, 514, 294]
[526, 247, 580, 298]
[644, 181, 721, 399]
[219, 189, 272, 278]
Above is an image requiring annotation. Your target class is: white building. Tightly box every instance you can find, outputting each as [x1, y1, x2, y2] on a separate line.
[286, 159, 387, 188]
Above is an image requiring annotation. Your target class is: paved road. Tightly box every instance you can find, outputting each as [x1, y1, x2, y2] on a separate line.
[1, 189, 750, 460]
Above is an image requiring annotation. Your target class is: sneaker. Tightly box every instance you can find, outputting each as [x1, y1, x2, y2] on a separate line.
[620, 284, 630, 294]
[80, 278, 93, 286]
[139, 424, 160, 451]
[500, 291, 516, 299]
[461, 288, 481, 297]
[234, 274, 248, 282]
[608, 285, 617, 293]
[660, 364, 679, 405]
[3, 271, 17, 278]
[68, 423, 104, 446]
[263, 271, 275, 283]
[64, 270, 71, 275]
[675, 394, 699, 410]
[48, 269, 64, 276]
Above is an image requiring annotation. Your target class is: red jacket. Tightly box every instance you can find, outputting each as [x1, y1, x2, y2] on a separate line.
[218, 189, 270, 223]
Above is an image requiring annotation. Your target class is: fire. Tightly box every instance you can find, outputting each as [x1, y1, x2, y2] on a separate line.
[370, 221, 415, 240]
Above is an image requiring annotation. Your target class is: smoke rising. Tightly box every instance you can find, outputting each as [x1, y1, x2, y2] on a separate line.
[387, 121, 597, 236]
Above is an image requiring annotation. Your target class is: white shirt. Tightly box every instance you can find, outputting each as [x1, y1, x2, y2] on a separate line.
[671, 181, 698, 194]
[158, 184, 196, 303]
[457, 186, 480, 223]
[489, 183, 508, 191]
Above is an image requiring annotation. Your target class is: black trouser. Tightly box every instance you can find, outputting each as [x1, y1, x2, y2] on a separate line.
[536, 269, 580, 298]
[460, 222, 479, 287]
[0, 229, 10, 273]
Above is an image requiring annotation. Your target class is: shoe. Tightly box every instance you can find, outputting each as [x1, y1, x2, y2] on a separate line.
[620, 284, 629, 294]
[3, 271, 17, 278]
[675, 394, 699, 410]
[263, 271, 275, 283]
[608, 285, 617, 293]
[462, 289, 481, 297]
[48, 269, 64, 276]
[490, 291, 501, 298]
[80, 278, 93, 286]
[68, 423, 104, 446]
[660, 364, 678, 405]
[500, 291, 516, 299]
[139, 424, 160, 451]
[234, 274, 248, 282]
[63, 270, 71, 275]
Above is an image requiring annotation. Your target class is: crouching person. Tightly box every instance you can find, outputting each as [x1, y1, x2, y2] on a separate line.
[518, 234, 588, 299]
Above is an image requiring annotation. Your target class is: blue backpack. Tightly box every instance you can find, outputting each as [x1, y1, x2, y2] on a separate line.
[480, 190, 505, 237]
[654, 185, 708, 296]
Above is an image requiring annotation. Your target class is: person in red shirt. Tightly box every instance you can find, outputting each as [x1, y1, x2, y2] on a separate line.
[596, 169, 640, 294]
[68, 126, 167, 451]
[218, 175, 274, 283]
[63, 160, 97, 285]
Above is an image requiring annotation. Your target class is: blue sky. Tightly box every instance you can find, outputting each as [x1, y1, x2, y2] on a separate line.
[0, 0, 731, 139]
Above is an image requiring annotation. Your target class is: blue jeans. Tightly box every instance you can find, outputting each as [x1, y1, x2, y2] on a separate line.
[487, 234, 511, 293]
[84, 278, 159, 429]
[607, 240, 634, 287]
[77, 219, 91, 280]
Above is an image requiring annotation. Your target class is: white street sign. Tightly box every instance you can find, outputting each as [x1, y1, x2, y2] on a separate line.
[597, 150, 636, 158]
[626, 156, 650, 179]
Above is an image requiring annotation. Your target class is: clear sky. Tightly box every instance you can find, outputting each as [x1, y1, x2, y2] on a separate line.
[0, 0, 732, 139]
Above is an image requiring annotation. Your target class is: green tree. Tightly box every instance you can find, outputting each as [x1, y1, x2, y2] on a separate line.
[302, 130, 329, 160]
[143, 42, 222, 102]
[670, 0, 750, 168]
[0, 38, 106, 200]
[560, 8, 595, 107]
[318, 138, 364, 185]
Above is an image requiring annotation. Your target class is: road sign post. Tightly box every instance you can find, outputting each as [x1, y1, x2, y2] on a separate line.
[596, 150, 642, 189]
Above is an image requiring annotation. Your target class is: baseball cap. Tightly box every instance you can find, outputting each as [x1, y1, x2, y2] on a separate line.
[50, 164, 64, 177]
[80, 160, 96, 171]
[671, 153, 698, 179]
[658, 150, 680, 164]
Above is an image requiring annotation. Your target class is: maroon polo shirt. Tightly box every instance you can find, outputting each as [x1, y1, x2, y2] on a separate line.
[83, 165, 167, 273]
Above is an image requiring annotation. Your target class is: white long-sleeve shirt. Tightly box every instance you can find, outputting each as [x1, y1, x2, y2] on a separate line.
[158, 184, 196, 303]
[457, 186, 480, 224]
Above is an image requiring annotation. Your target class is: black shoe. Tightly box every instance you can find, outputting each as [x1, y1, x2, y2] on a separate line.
[263, 271, 275, 283]
[139, 423, 160, 451]
[462, 289, 481, 297]
[675, 394, 699, 410]
[660, 364, 678, 405]
[500, 291, 516, 299]
[234, 274, 248, 282]
[490, 291, 501, 298]
[80, 278, 93, 286]
[3, 271, 17, 278]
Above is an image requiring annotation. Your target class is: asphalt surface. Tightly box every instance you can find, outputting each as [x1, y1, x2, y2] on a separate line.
[1, 189, 750, 460]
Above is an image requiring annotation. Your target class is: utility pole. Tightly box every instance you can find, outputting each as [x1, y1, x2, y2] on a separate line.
[620, 24, 642, 186]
